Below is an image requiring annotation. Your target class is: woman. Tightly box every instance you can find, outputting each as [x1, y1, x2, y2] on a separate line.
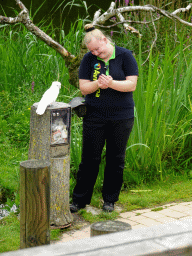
[70, 24, 138, 212]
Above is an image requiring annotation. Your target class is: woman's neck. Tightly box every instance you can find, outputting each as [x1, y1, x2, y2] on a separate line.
[102, 43, 114, 62]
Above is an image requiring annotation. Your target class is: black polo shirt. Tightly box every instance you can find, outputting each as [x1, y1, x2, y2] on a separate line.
[79, 45, 138, 120]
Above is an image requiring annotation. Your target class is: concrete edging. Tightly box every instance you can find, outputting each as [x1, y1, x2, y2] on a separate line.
[2, 219, 192, 256]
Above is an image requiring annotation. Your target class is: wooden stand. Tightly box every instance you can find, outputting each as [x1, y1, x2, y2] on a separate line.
[50, 156, 72, 227]
[28, 102, 73, 227]
[91, 220, 132, 237]
[20, 160, 50, 249]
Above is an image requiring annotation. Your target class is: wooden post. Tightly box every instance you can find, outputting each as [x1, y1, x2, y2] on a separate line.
[28, 102, 73, 227]
[50, 156, 72, 226]
[20, 160, 50, 249]
[90, 220, 132, 237]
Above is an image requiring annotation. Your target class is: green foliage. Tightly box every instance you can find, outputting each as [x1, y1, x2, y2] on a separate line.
[60, 18, 86, 55]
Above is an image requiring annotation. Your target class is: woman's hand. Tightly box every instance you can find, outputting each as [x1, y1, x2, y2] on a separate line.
[98, 74, 113, 89]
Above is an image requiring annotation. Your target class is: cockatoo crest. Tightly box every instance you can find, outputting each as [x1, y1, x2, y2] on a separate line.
[36, 81, 61, 115]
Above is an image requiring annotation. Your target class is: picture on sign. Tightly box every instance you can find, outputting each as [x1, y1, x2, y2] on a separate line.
[50, 108, 71, 145]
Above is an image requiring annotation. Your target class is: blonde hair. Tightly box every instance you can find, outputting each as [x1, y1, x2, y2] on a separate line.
[83, 24, 114, 46]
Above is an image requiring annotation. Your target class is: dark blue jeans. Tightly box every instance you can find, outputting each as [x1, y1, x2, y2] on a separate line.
[72, 118, 134, 206]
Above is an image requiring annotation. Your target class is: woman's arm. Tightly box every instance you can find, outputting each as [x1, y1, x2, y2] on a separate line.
[79, 79, 99, 95]
[98, 75, 138, 92]
[79, 78, 109, 95]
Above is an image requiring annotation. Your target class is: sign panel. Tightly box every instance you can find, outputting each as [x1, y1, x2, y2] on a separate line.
[50, 108, 71, 145]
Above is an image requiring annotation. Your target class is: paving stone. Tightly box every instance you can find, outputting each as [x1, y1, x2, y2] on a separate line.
[72, 231, 90, 239]
[178, 202, 192, 206]
[82, 226, 91, 233]
[179, 216, 192, 221]
[58, 235, 76, 243]
[120, 212, 136, 219]
[54, 201, 192, 245]
[168, 205, 192, 212]
[133, 209, 151, 214]
[136, 218, 162, 227]
[142, 211, 166, 219]
[116, 218, 139, 226]
[163, 203, 178, 208]
[128, 215, 150, 222]
[184, 209, 192, 215]
[60, 233, 72, 239]
[157, 217, 175, 224]
[185, 202, 192, 208]
[157, 209, 188, 218]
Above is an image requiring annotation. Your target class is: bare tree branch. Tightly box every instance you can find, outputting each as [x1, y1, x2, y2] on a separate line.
[92, 2, 192, 32]
[116, 11, 140, 35]
[147, 4, 192, 27]
[0, 0, 75, 61]
[172, 3, 192, 15]
[95, 17, 161, 28]
[92, 5, 156, 26]
[0, 0, 80, 87]
[1, 0, 192, 86]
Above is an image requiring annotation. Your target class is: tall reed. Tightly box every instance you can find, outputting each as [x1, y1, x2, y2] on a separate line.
[123, 35, 192, 186]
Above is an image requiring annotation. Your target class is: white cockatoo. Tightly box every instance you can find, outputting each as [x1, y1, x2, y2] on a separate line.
[36, 81, 61, 115]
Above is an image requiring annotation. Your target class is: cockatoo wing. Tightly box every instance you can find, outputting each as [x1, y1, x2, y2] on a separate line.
[36, 82, 61, 115]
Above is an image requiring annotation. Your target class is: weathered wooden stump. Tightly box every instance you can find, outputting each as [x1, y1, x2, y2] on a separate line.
[28, 102, 73, 227]
[90, 220, 132, 237]
[20, 160, 50, 249]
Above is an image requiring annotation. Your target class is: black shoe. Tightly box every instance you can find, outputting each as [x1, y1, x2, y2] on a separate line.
[70, 203, 85, 213]
[103, 202, 114, 212]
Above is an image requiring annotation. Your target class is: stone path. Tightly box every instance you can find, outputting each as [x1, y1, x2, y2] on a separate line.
[53, 201, 192, 244]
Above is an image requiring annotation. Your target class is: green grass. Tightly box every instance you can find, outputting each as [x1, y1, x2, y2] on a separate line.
[151, 207, 164, 212]
[79, 210, 119, 224]
[0, 214, 69, 252]
[0, 141, 27, 203]
[1, 177, 192, 252]
[119, 176, 192, 211]
[0, 213, 20, 253]
[50, 229, 64, 241]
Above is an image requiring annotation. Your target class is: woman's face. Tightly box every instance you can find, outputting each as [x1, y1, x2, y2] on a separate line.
[87, 36, 110, 60]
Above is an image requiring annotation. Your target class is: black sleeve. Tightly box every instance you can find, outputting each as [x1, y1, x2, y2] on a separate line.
[122, 50, 138, 76]
[79, 53, 92, 80]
